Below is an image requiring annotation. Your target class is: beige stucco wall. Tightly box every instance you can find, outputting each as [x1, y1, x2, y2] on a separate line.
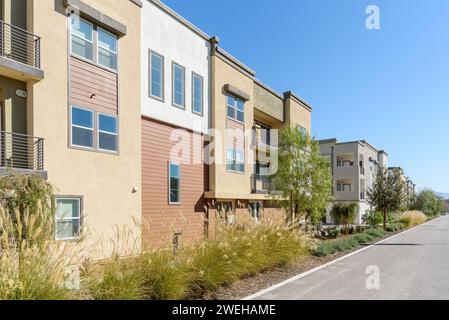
[0, 76, 27, 134]
[27, 0, 142, 258]
[285, 97, 311, 133]
[253, 82, 283, 122]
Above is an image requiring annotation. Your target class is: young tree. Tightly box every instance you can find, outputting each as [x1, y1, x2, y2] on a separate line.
[412, 189, 446, 217]
[367, 167, 405, 230]
[270, 127, 333, 227]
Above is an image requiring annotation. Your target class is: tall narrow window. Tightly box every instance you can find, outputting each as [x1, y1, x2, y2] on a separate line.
[227, 148, 245, 173]
[97, 27, 118, 70]
[169, 163, 181, 204]
[71, 107, 94, 148]
[55, 198, 81, 241]
[98, 114, 118, 152]
[71, 16, 93, 60]
[172, 63, 185, 108]
[226, 94, 244, 122]
[192, 73, 203, 115]
[149, 51, 164, 100]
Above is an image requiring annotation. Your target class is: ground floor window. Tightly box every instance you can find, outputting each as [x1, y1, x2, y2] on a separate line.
[249, 201, 263, 222]
[169, 163, 181, 204]
[55, 197, 81, 241]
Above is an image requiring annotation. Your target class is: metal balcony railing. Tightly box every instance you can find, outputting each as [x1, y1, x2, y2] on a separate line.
[0, 131, 44, 171]
[0, 20, 41, 69]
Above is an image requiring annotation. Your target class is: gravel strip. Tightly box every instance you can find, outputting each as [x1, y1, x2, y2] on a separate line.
[203, 229, 405, 300]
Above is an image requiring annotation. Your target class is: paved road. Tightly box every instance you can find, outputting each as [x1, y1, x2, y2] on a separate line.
[251, 215, 449, 300]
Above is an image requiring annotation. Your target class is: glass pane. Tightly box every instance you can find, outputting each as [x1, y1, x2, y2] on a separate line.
[72, 127, 93, 148]
[193, 75, 202, 114]
[173, 65, 185, 106]
[236, 99, 244, 111]
[56, 220, 80, 240]
[71, 16, 92, 41]
[56, 199, 80, 219]
[151, 81, 162, 98]
[237, 110, 244, 122]
[236, 162, 245, 173]
[227, 163, 236, 171]
[151, 54, 163, 98]
[227, 106, 235, 118]
[169, 164, 180, 203]
[174, 90, 184, 106]
[227, 95, 235, 107]
[98, 47, 117, 70]
[71, 36, 93, 60]
[170, 189, 179, 203]
[98, 29, 117, 52]
[151, 53, 163, 71]
[236, 150, 245, 162]
[170, 164, 180, 178]
[72, 107, 93, 128]
[99, 114, 117, 133]
[99, 132, 117, 151]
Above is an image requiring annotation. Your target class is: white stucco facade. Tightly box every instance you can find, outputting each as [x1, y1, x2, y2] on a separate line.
[141, 0, 211, 134]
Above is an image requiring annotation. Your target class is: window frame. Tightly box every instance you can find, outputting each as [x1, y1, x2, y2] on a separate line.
[226, 94, 245, 123]
[70, 106, 95, 150]
[55, 197, 82, 241]
[149, 50, 165, 102]
[191, 72, 204, 116]
[172, 61, 186, 110]
[168, 162, 181, 205]
[70, 16, 94, 61]
[97, 112, 119, 153]
[96, 26, 118, 71]
[226, 147, 245, 174]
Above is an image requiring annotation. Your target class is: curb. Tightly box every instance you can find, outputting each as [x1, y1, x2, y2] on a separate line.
[241, 216, 443, 300]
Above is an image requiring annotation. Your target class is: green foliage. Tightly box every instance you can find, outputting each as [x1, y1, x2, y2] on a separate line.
[412, 189, 445, 217]
[399, 211, 427, 227]
[363, 209, 383, 226]
[314, 228, 387, 257]
[367, 167, 405, 230]
[270, 127, 333, 226]
[385, 223, 406, 232]
[85, 224, 311, 300]
[0, 174, 79, 300]
[330, 202, 359, 230]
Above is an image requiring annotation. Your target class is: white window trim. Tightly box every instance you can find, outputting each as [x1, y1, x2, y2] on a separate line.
[97, 113, 119, 153]
[227, 147, 245, 174]
[168, 162, 181, 205]
[70, 106, 94, 150]
[226, 94, 245, 124]
[97, 26, 118, 71]
[149, 50, 164, 101]
[192, 72, 203, 116]
[55, 197, 81, 241]
[172, 62, 186, 109]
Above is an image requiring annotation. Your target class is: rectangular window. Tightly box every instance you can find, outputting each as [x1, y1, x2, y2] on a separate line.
[71, 16, 93, 60]
[169, 163, 181, 204]
[192, 73, 203, 115]
[98, 113, 118, 152]
[227, 148, 244, 173]
[296, 125, 307, 136]
[55, 198, 81, 241]
[227, 94, 244, 122]
[97, 27, 118, 70]
[149, 51, 164, 100]
[71, 106, 94, 148]
[172, 63, 185, 108]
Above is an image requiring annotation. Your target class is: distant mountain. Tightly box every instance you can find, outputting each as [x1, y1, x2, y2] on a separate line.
[436, 192, 449, 200]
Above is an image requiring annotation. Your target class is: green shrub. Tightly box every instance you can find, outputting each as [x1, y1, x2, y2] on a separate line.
[330, 202, 358, 234]
[362, 209, 383, 226]
[314, 228, 386, 257]
[399, 211, 427, 227]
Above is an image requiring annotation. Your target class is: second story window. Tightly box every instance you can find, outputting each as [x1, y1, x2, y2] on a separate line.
[98, 114, 118, 152]
[70, 15, 118, 71]
[172, 62, 185, 108]
[71, 107, 94, 148]
[227, 148, 245, 173]
[227, 95, 244, 122]
[192, 73, 203, 115]
[149, 51, 164, 100]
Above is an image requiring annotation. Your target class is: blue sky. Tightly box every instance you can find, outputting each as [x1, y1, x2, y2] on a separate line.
[161, 0, 449, 193]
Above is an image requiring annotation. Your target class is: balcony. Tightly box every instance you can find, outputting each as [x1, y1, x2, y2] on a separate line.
[0, 131, 46, 178]
[0, 20, 43, 81]
[251, 174, 272, 194]
[252, 126, 271, 149]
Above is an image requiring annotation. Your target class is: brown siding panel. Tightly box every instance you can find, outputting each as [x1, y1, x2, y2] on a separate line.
[69, 56, 118, 115]
[141, 117, 206, 249]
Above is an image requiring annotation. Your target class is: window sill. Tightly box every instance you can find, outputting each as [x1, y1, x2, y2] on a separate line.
[71, 54, 118, 74]
[227, 116, 245, 125]
[69, 144, 120, 156]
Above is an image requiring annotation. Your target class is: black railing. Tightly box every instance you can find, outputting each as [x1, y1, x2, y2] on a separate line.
[0, 20, 41, 69]
[0, 131, 44, 171]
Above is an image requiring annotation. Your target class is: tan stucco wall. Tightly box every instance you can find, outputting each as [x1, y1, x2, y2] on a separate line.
[210, 54, 255, 199]
[253, 82, 283, 122]
[0, 76, 27, 134]
[285, 98, 311, 133]
[28, 0, 142, 258]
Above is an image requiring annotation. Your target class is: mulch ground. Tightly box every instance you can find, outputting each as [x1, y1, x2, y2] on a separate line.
[203, 229, 406, 300]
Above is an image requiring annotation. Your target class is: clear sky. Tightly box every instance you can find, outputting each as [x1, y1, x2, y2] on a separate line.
[161, 0, 449, 193]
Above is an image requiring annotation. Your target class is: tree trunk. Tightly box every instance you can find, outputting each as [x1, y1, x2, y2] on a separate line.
[383, 208, 387, 231]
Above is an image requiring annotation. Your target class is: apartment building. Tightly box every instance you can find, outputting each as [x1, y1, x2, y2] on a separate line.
[389, 167, 416, 207]
[0, 0, 143, 258]
[140, 0, 210, 248]
[140, 0, 312, 249]
[319, 139, 388, 224]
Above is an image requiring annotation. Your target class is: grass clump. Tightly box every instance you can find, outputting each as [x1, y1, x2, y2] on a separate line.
[314, 228, 386, 257]
[399, 211, 427, 227]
